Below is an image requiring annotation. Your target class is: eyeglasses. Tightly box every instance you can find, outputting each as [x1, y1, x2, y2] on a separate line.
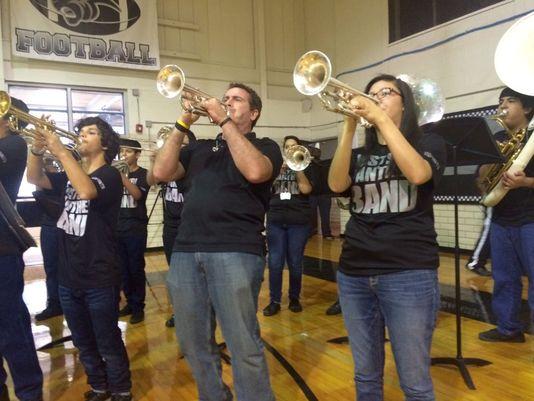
[368, 87, 402, 101]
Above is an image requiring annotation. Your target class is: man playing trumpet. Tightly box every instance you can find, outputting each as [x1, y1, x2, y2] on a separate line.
[152, 83, 282, 401]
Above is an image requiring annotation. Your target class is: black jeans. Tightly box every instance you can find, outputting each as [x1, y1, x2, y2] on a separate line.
[117, 233, 147, 313]
[40, 225, 61, 308]
[309, 194, 332, 236]
[59, 285, 131, 393]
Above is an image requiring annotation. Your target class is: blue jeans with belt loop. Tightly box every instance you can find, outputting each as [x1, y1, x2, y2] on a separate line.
[338, 269, 440, 401]
[490, 222, 534, 335]
[167, 251, 275, 401]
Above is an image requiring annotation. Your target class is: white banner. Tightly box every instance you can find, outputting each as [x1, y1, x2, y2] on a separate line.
[10, 0, 160, 70]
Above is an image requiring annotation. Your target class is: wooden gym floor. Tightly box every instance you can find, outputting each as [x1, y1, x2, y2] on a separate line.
[15, 235, 534, 401]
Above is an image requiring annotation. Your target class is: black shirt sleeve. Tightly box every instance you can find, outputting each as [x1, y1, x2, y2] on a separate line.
[254, 138, 283, 181]
[91, 166, 123, 211]
[46, 172, 69, 196]
[419, 132, 447, 187]
[0, 135, 27, 203]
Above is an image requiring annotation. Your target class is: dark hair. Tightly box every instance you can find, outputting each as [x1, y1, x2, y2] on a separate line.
[499, 87, 534, 121]
[74, 116, 120, 164]
[4, 97, 30, 130]
[283, 135, 300, 146]
[227, 82, 262, 128]
[360, 74, 422, 175]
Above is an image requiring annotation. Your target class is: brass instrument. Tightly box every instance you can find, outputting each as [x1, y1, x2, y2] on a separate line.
[293, 50, 378, 128]
[156, 65, 228, 120]
[293, 51, 445, 126]
[112, 159, 130, 176]
[0, 91, 81, 162]
[155, 125, 174, 148]
[284, 145, 312, 171]
[481, 11, 534, 206]
[479, 111, 528, 206]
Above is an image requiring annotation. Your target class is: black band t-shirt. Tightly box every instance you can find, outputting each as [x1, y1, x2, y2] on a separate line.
[492, 129, 534, 226]
[117, 167, 149, 236]
[48, 165, 123, 288]
[173, 132, 283, 256]
[163, 179, 185, 230]
[267, 167, 312, 225]
[340, 132, 446, 276]
[0, 134, 27, 256]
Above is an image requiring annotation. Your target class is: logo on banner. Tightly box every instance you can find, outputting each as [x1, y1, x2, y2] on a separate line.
[29, 0, 141, 35]
[11, 0, 159, 69]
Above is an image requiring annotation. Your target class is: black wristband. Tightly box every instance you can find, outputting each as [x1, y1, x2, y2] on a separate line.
[174, 121, 189, 133]
[219, 117, 232, 128]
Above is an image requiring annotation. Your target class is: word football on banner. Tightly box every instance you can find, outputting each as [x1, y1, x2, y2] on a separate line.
[10, 0, 160, 70]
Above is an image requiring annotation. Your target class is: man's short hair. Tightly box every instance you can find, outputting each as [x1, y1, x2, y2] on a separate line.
[74, 116, 120, 164]
[3, 97, 30, 130]
[500, 87, 534, 120]
[227, 82, 262, 128]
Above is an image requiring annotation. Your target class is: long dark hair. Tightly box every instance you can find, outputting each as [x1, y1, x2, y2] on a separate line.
[359, 74, 422, 176]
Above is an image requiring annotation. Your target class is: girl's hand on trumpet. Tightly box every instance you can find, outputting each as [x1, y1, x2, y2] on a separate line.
[348, 95, 389, 128]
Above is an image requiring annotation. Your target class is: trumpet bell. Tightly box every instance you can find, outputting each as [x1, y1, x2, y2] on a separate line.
[494, 12, 534, 95]
[0, 91, 11, 117]
[157, 65, 186, 99]
[293, 50, 332, 96]
[285, 145, 311, 171]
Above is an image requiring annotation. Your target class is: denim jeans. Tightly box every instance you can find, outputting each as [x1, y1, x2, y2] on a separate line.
[266, 222, 310, 303]
[40, 225, 62, 309]
[117, 233, 147, 313]
[337, 269, 439, 401]
[490, 222, 534, 335]
[167, 252, 275, 401]
[0, 255, 43, 401]
[59, 285, 131, 394]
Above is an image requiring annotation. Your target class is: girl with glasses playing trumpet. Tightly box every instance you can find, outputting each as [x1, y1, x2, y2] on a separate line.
[329, 74, 446, 401]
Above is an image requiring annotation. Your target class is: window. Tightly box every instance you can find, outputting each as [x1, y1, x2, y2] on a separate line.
[8, 85, 126, 134]
[7, 84, 126, 198]
[388, 0, 504, 43]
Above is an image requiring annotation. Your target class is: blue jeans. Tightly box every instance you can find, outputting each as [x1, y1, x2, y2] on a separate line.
[167, 252, 275, 401]
[337, 269, 439, 401]
[40, 225, 61, 309]
[266, 222, 310, 303]
[59, 285, 131, 394]
[0, 255, 43, 401]
[117, 233, 147, 313]
[490, 222, 534, 335]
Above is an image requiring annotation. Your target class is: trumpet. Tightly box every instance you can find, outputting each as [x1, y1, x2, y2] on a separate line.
[293, 50, 377, 128]
[156, 65, 228, 121]
[293, 51, 445, 126]
[284, 145, 312, 171]
[0, 91, 81, 160]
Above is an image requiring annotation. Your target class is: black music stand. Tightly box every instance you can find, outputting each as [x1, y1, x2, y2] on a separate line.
[424, 116, 504, 390]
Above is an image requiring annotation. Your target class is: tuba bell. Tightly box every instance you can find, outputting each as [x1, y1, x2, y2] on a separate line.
[480, 11, 534, 207]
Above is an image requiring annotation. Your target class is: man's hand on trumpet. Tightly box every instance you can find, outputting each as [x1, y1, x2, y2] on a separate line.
[32, 115, 68, 159]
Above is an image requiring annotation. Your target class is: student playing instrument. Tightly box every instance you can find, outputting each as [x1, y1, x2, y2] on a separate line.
[27, 116, 133, 401]
[329, 74, 446, 401]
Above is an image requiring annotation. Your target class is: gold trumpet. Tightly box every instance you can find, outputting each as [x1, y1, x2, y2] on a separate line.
[156, 64, 228, 120]
[0, 91, 81, 160]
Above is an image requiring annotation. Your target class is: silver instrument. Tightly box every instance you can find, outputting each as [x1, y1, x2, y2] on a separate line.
[284, 145, 312, 171]
[156, 64, 228, 120]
